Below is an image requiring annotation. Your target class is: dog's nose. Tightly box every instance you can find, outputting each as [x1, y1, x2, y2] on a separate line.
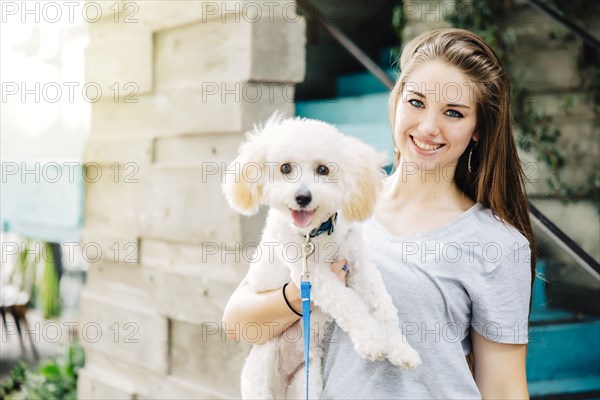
[295, 191, 312, 207]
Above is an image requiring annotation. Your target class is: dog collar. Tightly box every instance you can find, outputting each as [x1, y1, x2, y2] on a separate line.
[308, 212, 338, 238]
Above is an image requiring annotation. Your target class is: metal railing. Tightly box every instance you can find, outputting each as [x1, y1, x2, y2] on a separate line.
[296, 0, 600, 281]
[527, 0, 600, 53]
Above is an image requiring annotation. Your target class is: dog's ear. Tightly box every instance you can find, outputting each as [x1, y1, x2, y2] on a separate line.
[341, 137, 387, 222]
[222, 132, 265, 216]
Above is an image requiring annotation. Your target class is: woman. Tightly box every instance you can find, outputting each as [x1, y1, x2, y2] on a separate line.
[223, 28, 535, 399]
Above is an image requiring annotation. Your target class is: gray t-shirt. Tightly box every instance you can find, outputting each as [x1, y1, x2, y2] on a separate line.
[321, 202, 532, 399]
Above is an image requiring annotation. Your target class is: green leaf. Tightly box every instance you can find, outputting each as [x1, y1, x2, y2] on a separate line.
[40, 363, 61, 380]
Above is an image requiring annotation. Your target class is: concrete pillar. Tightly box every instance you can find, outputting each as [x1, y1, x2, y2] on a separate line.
[79, 2, 306, 398]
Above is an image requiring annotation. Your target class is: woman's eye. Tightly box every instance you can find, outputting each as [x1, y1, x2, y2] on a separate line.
[408, 99, 424, 108]
[445, 109, 464, 119]
[280, 163, 291, 174]
[316, 165, 329, 176]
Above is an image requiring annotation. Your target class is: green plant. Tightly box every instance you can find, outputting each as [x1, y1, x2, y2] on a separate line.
[10, 239, 62, 318]
[0, 362, 28, 397]
[0, 343, 85, 400]
[38, 243, 61, 319]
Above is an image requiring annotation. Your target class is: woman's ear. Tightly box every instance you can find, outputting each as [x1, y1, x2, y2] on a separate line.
[341, 137, 387, 222]
[222, 132, 265, 216]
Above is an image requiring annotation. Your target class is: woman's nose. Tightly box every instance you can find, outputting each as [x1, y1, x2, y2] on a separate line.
[418, 110, 441, 136]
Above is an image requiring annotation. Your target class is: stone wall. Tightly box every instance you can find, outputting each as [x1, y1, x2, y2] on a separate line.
[78, 1, 305, 398]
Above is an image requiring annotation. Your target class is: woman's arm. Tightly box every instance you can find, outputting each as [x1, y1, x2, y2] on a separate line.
[222, 277, 302, 345]
[471, 327, 529, 399]
[222, 260, 347, 345]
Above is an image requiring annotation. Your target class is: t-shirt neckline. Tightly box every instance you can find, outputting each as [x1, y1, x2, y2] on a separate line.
[371, 202, 483, 241]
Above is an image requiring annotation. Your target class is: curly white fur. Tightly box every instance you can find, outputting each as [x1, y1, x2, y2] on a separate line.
[223, 113, 421, 399]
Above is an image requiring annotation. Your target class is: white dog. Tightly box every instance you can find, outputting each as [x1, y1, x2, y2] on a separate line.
[223, 113, 421, 399]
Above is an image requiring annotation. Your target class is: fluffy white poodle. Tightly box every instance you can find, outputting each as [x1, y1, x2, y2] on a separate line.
[223, 113, 421, 399]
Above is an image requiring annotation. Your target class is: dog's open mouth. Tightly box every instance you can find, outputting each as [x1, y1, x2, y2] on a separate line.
[290, 208, 316, 228]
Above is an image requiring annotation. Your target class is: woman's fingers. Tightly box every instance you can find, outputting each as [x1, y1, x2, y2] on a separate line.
[330, 259, 348, 285]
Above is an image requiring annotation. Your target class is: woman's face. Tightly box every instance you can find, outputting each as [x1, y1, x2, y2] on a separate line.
[393, 61, 478, 175]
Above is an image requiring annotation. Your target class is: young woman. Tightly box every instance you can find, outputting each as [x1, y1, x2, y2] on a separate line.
[223, 28, 536, 399]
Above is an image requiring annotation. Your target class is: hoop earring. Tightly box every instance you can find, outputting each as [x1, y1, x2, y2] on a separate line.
[468, 144, 477, 174]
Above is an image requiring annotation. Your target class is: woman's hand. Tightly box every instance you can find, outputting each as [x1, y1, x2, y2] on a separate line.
[330, 259, 348, 285]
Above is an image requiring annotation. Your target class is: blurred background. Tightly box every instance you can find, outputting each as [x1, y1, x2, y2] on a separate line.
[0, 0, 598, 398]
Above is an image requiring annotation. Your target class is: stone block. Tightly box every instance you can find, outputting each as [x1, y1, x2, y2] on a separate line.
[240, 85, 296, 131]
[154, 16, 304, 91]
[140, 239, 246, 279]
[251, 16, 306, 82]
[138, 0, 299, 32]
[134, 1, 207, 30]
[90, 93, 177, 137]
[148, 376, 227, 399]
[84, 0, 125, 22]
[78, 290, 168, 374]
[84, 261, 159, 308]
[169, 319, 249, 398]
[77, 367, 135, 400]
[154, 18, 251, 90]
[137, 164, 267, 245]
[529, 93, 596, 119]
[519, 148, 548, 196]
[83, 166, 145, 236]
[152, 132, 242, 165]
[81, 228, 139, 265]
[511, 48, 581, 91]
[84, 137, 153, 165]
[91, 84, 295, 137]
[83, 349, 232, 399]
[157, 266, 244, 325]
[86, 19, 153, 96]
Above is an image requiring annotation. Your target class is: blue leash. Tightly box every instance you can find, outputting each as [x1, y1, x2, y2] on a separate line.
[301, 276, 311, 400]
[300, 233, 315, 400]
[298, 217, 336, 399]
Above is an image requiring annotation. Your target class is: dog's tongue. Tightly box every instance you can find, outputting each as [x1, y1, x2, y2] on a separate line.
[291, 209, 315, 228]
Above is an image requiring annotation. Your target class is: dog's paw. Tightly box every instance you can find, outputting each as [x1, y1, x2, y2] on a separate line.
[351, 327, 388, 361]
[354, 340, 388, 361]
[388, 345, 422, 370]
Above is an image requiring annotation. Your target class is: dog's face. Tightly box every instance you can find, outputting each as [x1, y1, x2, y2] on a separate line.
[222, 114, 386, 233]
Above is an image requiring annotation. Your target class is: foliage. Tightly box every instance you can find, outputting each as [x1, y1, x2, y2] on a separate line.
[38, 243, 61, 319]
[10, 240, 62, 318]
[0, 362, 28, 397]
[0, 343, 85, 400]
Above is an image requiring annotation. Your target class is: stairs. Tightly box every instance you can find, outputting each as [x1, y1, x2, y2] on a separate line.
[296, 47, 600, 399]
[528, 262, 600, 399]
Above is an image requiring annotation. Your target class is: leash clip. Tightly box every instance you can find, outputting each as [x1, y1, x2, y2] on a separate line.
[301, 233, 315, 279]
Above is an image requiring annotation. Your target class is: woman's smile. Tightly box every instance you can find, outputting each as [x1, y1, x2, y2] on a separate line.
[410, 135, 446, 155]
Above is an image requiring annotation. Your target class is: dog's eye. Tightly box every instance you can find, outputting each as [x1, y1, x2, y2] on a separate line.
[316, 165, 329, 176]
[280, 163, 292, 174]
